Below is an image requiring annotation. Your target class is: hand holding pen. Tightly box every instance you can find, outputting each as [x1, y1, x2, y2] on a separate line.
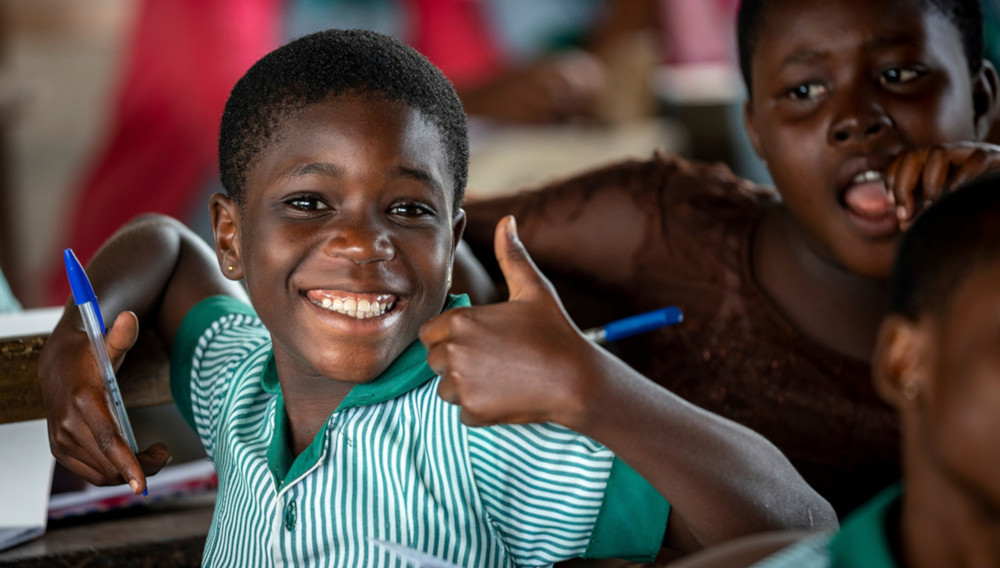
[37, 250, 169, 496]
[62, 249, 149, 496]
[64, 250, 140, 456]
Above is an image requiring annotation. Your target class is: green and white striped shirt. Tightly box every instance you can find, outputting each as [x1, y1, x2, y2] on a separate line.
[170, 295, 669, 567]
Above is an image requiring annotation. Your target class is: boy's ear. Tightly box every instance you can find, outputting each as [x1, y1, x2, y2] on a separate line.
[972, 60, 999, 140]
[209, 192, 245, 280]
[451, 208, 467, 253]
[742, 100, 765, 160]
[872, 315, 929, 409]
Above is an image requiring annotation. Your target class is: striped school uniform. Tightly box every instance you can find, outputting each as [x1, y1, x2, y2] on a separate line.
[170, 295, 669, 567]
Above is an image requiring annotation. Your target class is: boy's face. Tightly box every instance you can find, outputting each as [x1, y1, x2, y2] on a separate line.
[744, 0, 987, 278]
[227, 94, 464, 386]
[914, 260, 1000, 504]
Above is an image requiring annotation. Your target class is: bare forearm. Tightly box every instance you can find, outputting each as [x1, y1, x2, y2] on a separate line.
[50, 214, 241, 350]
[570, 348, 838, 550]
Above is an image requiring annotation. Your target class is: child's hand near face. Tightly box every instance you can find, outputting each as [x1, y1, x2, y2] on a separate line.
[420, 216, 598, 430]
[887, 142, 1000, 229]
[39, 310, 171, 493]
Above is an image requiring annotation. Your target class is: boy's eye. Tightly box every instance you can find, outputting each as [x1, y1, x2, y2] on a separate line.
[286, 196, 329, 211]
[388, 202, 434, 217]
[880, 68, 921, 85]
[785, 83, 828, 101]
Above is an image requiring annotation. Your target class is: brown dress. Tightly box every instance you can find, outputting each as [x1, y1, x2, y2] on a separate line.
[462, 152, 900, 518]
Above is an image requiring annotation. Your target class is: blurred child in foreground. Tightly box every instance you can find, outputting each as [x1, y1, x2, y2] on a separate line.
[666, 173, 1000, 568]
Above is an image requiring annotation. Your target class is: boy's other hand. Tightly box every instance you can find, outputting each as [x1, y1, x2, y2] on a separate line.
[39, 310, 172, 494]
[887, 142, 1000, 229]
[420, 216, 600, 430]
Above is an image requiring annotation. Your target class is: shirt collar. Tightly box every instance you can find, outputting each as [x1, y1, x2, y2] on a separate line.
[260, 293, 470, 402]
[264, 293, 470, 489]
[829, 484, 902, 568]
[336, 293, 470, 410]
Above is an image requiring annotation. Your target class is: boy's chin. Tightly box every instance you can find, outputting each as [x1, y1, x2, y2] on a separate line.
[318, 363, 389, 385]
[313, 353, 400, 385]
[844, 254, 894, 281]
[831, 239, 897, 280]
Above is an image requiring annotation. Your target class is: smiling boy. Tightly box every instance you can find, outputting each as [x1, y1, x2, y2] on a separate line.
[38, 28, 834, 567]
[217, 92, 465, 455]
[455, 0, 1000, 517]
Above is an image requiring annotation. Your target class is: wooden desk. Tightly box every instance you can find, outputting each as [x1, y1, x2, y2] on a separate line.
[0, 331, 171, 425]
[0, 492, 214, 567]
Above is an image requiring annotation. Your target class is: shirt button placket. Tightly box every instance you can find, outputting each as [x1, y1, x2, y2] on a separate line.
[284, 500, 297, 532]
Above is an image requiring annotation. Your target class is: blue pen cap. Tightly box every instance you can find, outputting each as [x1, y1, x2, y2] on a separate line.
[64, 248, 107, 331]
[64, 249, 96, 306]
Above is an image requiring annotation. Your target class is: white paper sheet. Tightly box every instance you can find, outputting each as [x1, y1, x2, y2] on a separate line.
[0, 307, 62, 340]
[47, 459, 217, 519]
[0, 419, 55, 551]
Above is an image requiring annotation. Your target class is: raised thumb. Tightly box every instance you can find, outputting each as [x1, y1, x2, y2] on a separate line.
[493, 216, 551, 302]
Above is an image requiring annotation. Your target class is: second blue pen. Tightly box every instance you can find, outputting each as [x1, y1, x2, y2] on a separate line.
[582, 306, 684, 344]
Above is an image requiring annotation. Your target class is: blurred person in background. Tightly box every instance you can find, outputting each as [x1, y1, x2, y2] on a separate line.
[41, 0, 669, 306]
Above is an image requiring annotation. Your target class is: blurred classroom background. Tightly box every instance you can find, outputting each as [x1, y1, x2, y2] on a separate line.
[0, 0, 768, 311]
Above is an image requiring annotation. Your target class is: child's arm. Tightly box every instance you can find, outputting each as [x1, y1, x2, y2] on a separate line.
[888, 142, 1000, 228]
[460, 157, 663, 296]
[420, 216, 838, 553]
[38, 214, 246, 495]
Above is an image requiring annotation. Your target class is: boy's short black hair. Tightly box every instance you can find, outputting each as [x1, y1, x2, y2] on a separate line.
[219, 29, 468, 213]
[890, 174, 1000, 320]
[736, 0, 984, 94]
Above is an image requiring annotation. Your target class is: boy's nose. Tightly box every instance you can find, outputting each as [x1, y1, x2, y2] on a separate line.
[828, 96, 892, 145]
[324, 215, 395, 264]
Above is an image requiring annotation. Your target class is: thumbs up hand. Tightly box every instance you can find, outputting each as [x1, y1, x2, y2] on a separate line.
[419, 216, 601, 429]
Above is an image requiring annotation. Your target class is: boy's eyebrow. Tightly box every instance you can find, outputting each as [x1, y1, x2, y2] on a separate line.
[780, 49, 826, 69]
[389, 165, 445, 196]
[279, 162, 345, 181]
[779, 34, 916, 69]
[276, 162, 445, 196]
[867, 35, 915, 53]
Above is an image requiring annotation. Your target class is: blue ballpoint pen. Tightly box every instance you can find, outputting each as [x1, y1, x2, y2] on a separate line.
[64, 249, 146, 496]
[582, 306, 684, 344]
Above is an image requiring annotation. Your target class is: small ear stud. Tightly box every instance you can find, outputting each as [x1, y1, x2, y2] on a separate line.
[227, 265, 235, 272]
[903, 381, 920, 401]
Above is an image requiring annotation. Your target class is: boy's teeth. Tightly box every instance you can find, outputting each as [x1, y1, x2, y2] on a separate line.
[313, 294, 394, 319]
[852, 170, 883, 184]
